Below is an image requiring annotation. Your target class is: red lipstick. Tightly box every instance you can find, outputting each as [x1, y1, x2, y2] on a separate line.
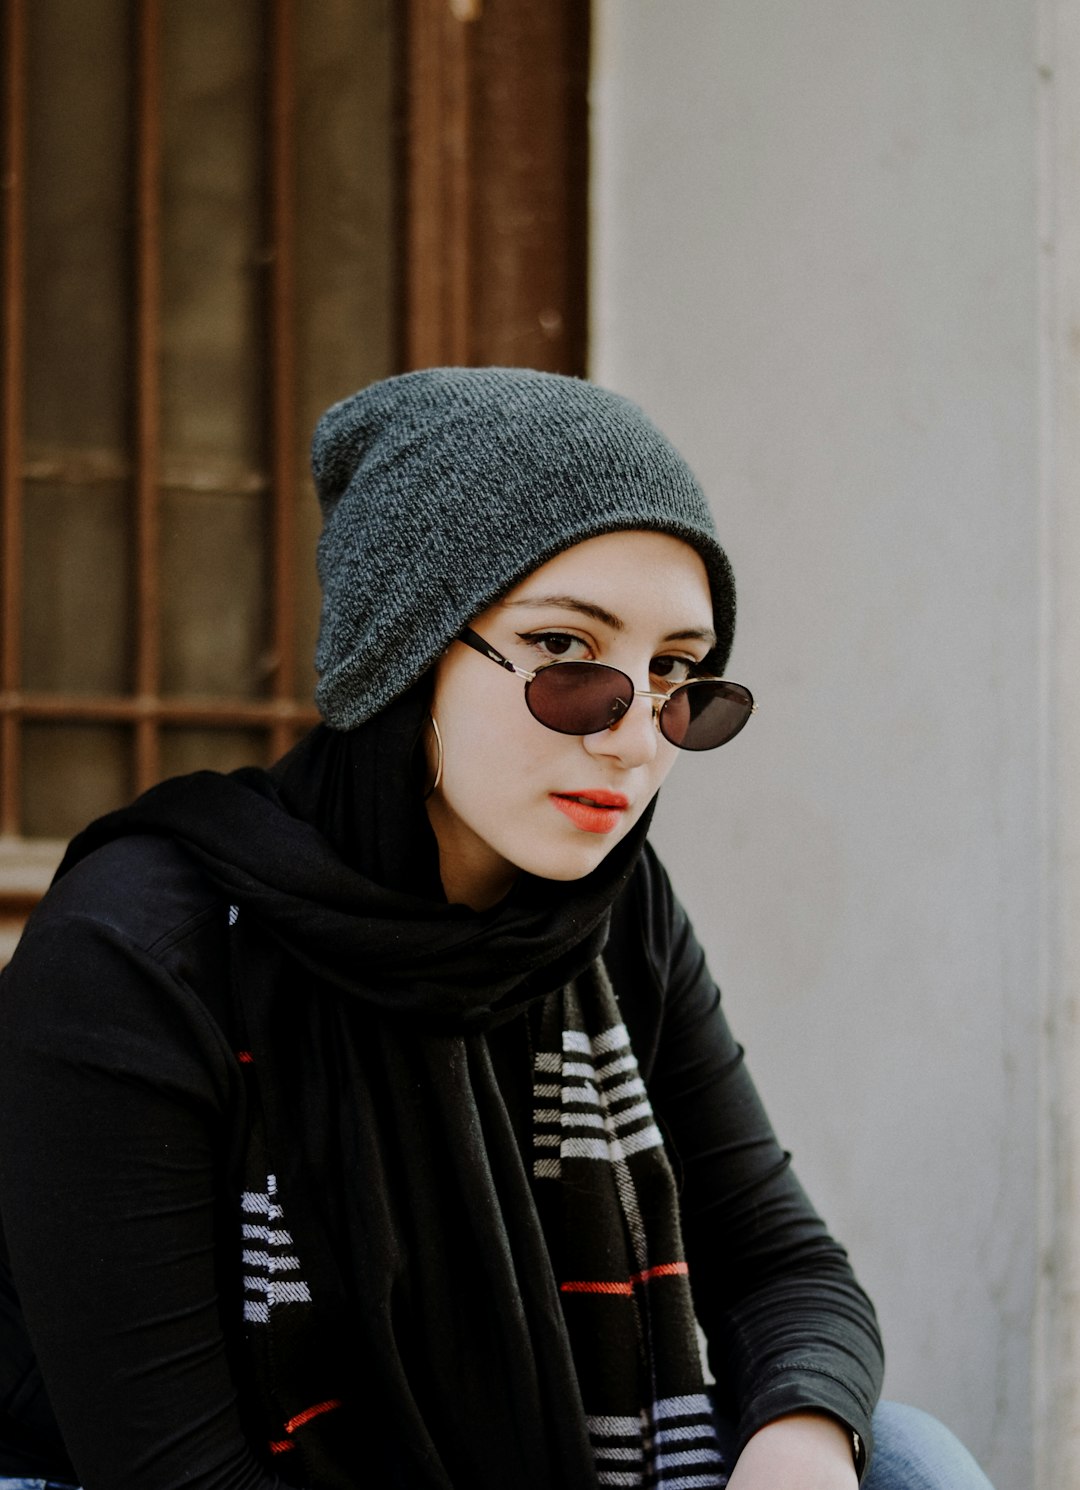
[550, 789, 630, 834]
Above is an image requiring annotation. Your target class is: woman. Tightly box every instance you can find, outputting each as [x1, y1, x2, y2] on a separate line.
[0, 369, 992, 1489]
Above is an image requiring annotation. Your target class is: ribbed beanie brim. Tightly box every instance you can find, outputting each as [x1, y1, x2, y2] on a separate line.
[312, 367, 736, 728]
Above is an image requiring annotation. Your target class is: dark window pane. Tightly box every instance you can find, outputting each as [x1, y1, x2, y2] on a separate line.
[160, 727, 265, 778]
[295, 0, 397, 425]
[24, 0, 132, 454]
[22, 483, 132, 694]
[161, 488, 267, 697]
[21, 725, 130, 838]
[160, 0, 264, 468]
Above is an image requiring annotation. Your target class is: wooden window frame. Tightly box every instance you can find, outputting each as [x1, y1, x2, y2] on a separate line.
[401, 0, 590, 373]
[0, 0, 589, 938]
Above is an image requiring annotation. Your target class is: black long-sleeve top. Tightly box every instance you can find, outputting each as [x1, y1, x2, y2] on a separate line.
[0, 833, 883, 1489]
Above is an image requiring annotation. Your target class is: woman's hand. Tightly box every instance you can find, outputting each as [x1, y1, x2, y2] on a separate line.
[725, 1411, 860, 1490]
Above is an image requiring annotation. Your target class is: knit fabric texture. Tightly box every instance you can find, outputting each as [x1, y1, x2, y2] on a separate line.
[311, 366, 736, 729]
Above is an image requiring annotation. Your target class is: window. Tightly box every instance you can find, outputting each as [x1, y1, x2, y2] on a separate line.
[0, 0, 588, 958]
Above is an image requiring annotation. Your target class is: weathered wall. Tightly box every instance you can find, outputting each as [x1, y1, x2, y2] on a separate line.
[591, 5, 1041, 1485]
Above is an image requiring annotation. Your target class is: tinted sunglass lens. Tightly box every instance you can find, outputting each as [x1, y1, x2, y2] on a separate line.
[525, 663, 633, 735]
[660, 682, 754, 751]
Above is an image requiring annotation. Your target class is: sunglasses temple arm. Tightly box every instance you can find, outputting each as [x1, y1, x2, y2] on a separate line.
[458, 626, 530, 677]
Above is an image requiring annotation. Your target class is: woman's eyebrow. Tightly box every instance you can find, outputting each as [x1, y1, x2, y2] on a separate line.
[664, 626, 718, 646]
[498, 595, 717, 648]
[498, 595, 625, 630]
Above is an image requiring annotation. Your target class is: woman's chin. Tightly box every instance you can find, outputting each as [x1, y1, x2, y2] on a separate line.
[511, 835, 627, 885]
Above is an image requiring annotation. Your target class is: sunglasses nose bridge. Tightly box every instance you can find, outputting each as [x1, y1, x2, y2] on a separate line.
[631, 686, 672, 726]
[603, 685, 670, 746]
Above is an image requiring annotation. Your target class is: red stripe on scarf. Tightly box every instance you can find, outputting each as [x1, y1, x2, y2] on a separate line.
[560, 1260, 689, 1294]
[632, 1261, 689, 1284]
[269, 1397, 343, 1452]
[285, 1398, 342, 1433]
[561, 1280, 634, 1295]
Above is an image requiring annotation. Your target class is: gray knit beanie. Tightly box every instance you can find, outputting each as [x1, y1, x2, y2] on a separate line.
[312, 367, 736, 728]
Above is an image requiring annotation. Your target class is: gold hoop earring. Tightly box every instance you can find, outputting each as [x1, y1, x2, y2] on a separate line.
[424, 715, 444, 800]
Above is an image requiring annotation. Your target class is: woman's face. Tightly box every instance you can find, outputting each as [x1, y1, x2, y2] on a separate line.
[426, 530, 716, 908]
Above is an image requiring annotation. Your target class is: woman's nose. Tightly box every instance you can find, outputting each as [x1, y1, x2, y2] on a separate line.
[582, 691, 660, 768]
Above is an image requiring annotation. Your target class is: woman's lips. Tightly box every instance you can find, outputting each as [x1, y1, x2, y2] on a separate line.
[550, 790, 630, 834]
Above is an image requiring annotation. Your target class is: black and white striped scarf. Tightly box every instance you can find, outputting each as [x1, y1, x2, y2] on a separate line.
[61, 687, 725, 1489]
[230, 950, 723, 1489]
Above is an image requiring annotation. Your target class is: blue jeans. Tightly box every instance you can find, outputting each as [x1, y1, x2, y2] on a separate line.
[712, 1400, 995, 1487]
[0, 1481, 81, 1489]
[863, 1402, 995, 1489]
[0, 1405, 994, 1490]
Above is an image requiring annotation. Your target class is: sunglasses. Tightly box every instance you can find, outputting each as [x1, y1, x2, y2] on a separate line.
[457, 627, 755, 752]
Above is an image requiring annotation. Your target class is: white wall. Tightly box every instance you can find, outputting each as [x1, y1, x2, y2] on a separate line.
[591, 5, 1041, 1486]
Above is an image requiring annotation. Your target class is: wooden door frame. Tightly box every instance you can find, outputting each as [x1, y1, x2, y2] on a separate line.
[400, 0, 589, 374]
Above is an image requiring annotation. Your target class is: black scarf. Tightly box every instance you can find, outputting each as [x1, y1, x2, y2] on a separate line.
[58, 686, 722, 1489]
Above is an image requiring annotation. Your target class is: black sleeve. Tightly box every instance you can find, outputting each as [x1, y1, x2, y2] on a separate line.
[628, 848, 884, 1472]
[0, 911, 289, 1490]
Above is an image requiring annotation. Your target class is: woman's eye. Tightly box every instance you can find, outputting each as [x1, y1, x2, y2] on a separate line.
[519, 631, 590, 661]
[651, 655, 695, 686]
